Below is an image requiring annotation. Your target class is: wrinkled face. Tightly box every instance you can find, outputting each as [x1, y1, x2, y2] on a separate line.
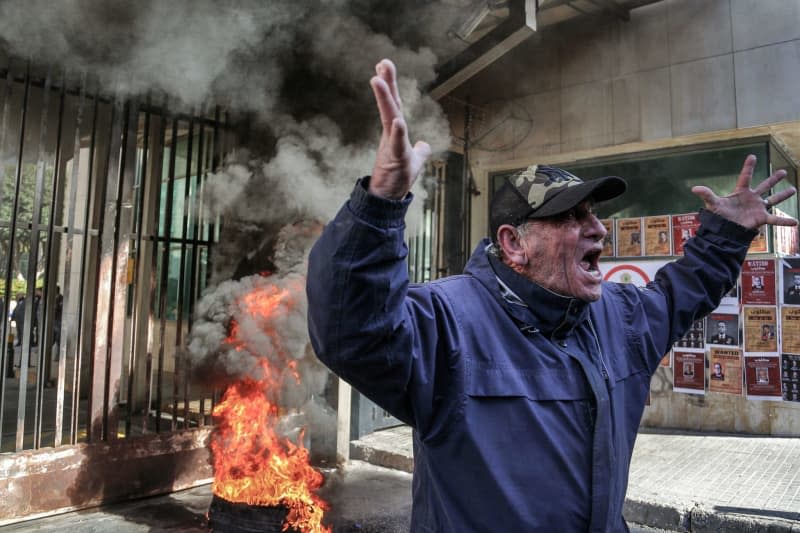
[718, 322, 727, 335]
[515, 201, 607, 302]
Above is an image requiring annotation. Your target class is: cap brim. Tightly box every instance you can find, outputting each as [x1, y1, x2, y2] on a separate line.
[527, 175, 627, 218]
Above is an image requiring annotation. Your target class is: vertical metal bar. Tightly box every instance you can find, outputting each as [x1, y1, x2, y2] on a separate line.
[0, 67, 14, 353]
[24, 67, 54, 450]
[109, 100, 138, 439]
[89, 98, 123, 442]
[54, 72, 87, 448]
[9, 66, 32, 452]
[0, 66, 16, 450]
[0, 67, 12, 202]
[460, 100, 471, 271]
[206, 108, 222, 250]
[156, 116, 178, 432]
[103, 97, 138, 440]
[423, 215, 428, 280]
[35, 70, 67, 448]
[146, 107, 167, 433]
[207, 107, 223, 413]
[434, 163, 446, 280]
[71, 91, 100, 444]
[126, 102, 150, 437]
[175, 117, 194, 429]
[189, 120, 205, 426]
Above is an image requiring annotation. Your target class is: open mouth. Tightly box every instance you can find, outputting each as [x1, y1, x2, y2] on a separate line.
[579, 250, 602, 278]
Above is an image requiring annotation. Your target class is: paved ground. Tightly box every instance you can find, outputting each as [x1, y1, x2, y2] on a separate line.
[3, 427, 800, 532]
[351, 426, 800, 532]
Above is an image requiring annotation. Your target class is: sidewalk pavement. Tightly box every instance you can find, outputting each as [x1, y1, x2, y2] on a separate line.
[2, 427, 799, 532]
[351, 426, 800, 532]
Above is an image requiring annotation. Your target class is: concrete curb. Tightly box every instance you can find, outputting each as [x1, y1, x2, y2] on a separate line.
[624, 497, 800, 532]
[350, 438, 414, 474]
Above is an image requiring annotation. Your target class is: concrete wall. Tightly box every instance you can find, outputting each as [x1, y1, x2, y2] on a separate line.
[443, 0, 800, 435]
[444, 0, 800, 249]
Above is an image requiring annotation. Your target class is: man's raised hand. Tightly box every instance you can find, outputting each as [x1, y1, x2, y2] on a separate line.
[692, 155, 797, 230]
[369, 59, 431, 200]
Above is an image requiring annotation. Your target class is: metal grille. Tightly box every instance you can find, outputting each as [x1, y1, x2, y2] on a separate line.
[0, 61, 231, 452]
[407, 164, 444, 284]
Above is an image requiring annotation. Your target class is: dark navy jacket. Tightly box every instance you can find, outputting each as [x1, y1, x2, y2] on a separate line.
[307, 179, 755, 532]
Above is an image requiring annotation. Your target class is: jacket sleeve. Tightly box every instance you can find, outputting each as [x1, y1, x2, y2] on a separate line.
[615, 209, 757, 374]
[306, 178, 459, 433]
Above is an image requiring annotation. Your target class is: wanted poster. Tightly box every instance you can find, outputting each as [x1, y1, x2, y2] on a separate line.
[782, 354, 800, 402]
[745, 355, 782, 400]
[743, 306, 777, 354]
[781, 306, 800, 354]
[774, 208, 799, 256]
[671, 213, 700, 256]
[747, 225, 769, 254]
[708, 347, 743, 396]
[706, 313, 739, 347]
[673, 350, 705, 394]
[674, 319, 705, 349]
[741, 259, 776, 305]
[644, 215, 671, 256]
[601, 219, 615, 257]
[616, 218, 643, 257]
[780, 258, 800, 305]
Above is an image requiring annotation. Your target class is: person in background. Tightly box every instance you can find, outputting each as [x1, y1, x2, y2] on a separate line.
[10, 292, 25, 347]
[306, 59, 797, 531]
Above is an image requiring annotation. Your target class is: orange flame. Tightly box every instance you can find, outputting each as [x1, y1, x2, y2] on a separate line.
[211, 281, 330, 533]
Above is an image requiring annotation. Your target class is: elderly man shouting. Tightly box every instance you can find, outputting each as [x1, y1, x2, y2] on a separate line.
[306, 59, 796, 532]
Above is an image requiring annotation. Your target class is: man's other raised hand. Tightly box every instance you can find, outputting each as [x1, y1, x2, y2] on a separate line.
[692, 155, 797, 230]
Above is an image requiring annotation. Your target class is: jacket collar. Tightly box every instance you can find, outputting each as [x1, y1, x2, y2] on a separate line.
[464, 239, 589, 338]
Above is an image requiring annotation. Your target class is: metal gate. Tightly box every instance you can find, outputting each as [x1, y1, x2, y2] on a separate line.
[0, 59, 232, 524]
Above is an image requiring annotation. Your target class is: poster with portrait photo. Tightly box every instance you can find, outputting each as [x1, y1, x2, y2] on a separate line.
[671, 213, 700, 256]
[781, 354, 800, 402]
[706, 313, 739, 347]
[780, 258, 800, 305]
[743, 306, 777, 354]
[644, 215, 671, 257]
[781, 306, 800, 354]
[744, 355, 782, 400]
[616, 218, 643, 257]
[747, 225, 769, 254]
[673, 319, 705, 349]
[741, 259, 776, 305]
[673, 350, 705, 394]
[600, 219, 615, 257]
[708, 347, 743, 396]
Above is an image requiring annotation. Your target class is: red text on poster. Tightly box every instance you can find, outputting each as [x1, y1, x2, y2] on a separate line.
[673, 350, 704, 394]
[744, 355, 782, 399]
[741, 259, 775, 305]
[671, 213, 700, 256]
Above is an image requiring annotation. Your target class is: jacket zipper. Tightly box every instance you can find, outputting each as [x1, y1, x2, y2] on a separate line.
[587, 319, 610, 382]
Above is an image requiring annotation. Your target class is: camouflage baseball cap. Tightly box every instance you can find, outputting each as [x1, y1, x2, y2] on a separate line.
[490, 164, 626, 241]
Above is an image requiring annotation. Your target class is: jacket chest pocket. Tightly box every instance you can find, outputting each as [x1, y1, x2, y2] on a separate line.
[465, 361, 596, 432]
[466, 363, 592, 400]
